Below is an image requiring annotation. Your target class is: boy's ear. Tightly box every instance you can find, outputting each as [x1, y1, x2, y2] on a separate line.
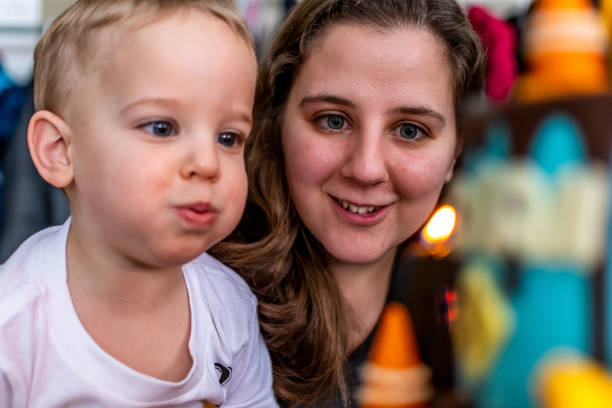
[27, 110, 74, 188]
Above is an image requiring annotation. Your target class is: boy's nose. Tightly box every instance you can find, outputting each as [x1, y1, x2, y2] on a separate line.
[340, 129, 389, 185]
[180, 139, 220, 181]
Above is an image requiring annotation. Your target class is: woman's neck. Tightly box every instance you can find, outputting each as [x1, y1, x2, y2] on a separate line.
[330, 247, 398, 352]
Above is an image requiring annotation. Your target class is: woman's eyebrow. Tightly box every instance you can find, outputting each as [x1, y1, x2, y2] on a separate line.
[299, 94, 356, 108]
[299, 96, 445, 125]
[389, 106, 446, 127]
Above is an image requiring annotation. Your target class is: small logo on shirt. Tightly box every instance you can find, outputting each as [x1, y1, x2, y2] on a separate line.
[214, 363, 232, 385]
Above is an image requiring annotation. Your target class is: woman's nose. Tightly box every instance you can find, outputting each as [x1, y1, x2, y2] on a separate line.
[180, 138, 220, 181]
[340, 129, 389, 185]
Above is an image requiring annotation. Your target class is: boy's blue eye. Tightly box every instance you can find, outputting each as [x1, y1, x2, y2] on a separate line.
[217, 132, 239, 147]
[142, 121, 176, 137]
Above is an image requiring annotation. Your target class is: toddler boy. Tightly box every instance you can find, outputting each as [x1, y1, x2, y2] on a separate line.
[0, 1, 277, 407]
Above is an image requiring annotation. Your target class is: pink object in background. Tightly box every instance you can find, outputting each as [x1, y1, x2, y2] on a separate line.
[469, 5, 518, 102]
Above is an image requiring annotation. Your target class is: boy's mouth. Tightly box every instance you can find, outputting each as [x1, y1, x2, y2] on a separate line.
[176, 202, 217, 228]
[182, 202, 214, 213]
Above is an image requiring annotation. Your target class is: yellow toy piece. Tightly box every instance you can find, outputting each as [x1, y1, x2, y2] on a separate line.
[534, 353, 612, 408]
[453, 261, 515, 381]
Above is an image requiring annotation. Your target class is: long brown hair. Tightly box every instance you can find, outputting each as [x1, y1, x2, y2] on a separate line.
[210, 0, 485, 405]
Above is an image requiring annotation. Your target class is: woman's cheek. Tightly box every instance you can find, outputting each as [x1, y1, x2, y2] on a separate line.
[393, 152, 453, 196]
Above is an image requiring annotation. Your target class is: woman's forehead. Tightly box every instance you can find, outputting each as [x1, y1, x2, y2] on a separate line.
[290, 24, 455, 120]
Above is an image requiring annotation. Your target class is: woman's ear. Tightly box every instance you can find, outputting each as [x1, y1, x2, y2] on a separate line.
[445, 134, 464, 183]
[455, 133, 464, 158]
[27, 110, 74, 188]
[445, 159, 456, 183]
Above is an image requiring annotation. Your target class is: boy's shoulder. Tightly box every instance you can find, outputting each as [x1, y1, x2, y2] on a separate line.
[187, 252, 257, 306]
[0, 223, 67, 360]
[184, 253, 259, 345]
[0, 223, 66, 300]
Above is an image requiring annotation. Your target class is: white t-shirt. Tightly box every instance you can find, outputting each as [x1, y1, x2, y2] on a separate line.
[0, 220, 278, 407]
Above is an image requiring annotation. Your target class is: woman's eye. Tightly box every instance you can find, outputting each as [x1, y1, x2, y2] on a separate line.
[141, 120, 176, 137]
[396, 123, 425, 141]
[217, 132, 241, 148]
[326, 115, 346, 130]
[316, 114, 348, 131]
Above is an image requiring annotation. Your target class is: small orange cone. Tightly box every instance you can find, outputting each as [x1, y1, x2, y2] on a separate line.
[359, 302, 432, 408]
[515, 0, 608, 102]
[203, 402, 215, 408]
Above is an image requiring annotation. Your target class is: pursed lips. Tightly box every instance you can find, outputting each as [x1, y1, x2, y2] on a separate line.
[175, 202, 218, 228]
[177, 202, 216, 213]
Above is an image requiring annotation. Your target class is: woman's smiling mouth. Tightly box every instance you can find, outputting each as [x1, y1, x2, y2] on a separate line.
[331, 196, 391, 218]
[337, 199, 380, 214]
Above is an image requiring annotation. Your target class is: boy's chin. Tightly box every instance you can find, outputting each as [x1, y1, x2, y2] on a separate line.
[144, 243, 210, 268]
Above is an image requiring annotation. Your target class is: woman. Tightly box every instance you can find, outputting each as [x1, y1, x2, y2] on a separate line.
[211, 0, 485, 406]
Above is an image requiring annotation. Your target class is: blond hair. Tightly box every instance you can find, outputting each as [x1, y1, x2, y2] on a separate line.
[33, 0, 252, 115]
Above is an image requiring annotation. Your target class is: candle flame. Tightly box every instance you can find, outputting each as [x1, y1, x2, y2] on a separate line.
[422, 205, 457, 245]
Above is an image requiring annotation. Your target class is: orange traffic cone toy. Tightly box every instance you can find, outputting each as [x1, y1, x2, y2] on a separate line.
[359, 302, 432, 408]
[515, 0, 609, 102]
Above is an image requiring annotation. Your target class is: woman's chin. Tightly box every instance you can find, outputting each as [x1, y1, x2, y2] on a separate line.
[324, 243, 398, 267]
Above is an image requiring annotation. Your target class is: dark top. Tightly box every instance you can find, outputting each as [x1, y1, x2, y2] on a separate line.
[281, 245, 459, 408]
[305, 328, 377, 408]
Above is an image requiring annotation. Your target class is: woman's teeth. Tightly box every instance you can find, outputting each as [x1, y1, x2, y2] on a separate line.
[339, 199, 379, 214]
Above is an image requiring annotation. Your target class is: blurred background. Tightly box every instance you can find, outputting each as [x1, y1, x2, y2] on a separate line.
[0, 0, 544, 261]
